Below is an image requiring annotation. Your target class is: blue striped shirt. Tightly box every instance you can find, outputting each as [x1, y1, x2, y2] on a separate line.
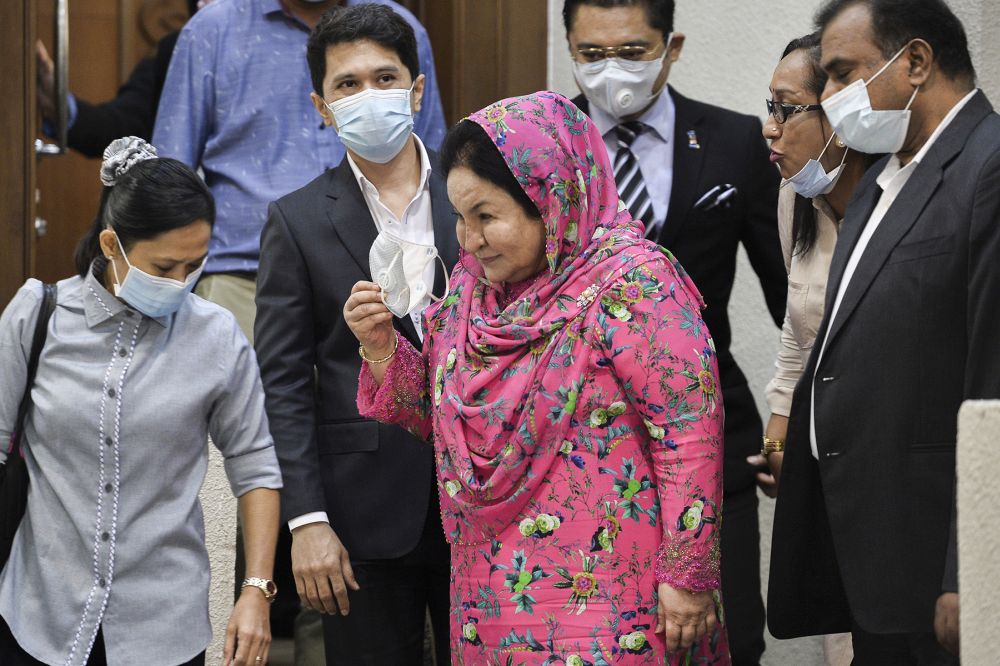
[152, 0, 447, 274]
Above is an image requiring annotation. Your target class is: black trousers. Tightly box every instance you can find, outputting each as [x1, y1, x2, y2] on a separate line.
[322, 494, 451, 665]
[720, 486, 766, 666]
[851, 622, 959, 665]
[0, 616, 206, 666]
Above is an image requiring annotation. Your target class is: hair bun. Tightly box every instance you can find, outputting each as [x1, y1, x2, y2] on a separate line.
[100, 136, 158, 186]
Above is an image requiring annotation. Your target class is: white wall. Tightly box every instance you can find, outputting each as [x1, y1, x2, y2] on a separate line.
[546, 2, 1000, 664]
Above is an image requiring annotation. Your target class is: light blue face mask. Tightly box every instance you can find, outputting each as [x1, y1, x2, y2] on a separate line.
[109, 233, 203, 318]
[783, 132, 848, 199]
[326, 85, 415, 164]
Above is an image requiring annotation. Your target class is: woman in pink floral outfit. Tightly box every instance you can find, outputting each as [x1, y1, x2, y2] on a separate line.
[347, 91, 729, 664]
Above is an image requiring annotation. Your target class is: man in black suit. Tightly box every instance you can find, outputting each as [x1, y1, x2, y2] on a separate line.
[768, 0, 1000, 662]
[254, 5, 457, 664]
[562, 2, 785, 664]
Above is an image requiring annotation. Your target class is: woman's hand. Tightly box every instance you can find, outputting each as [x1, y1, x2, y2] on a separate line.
[655, 583, 718, 653]
[344, 281, 395, 359]
[223, 590, 271, 665]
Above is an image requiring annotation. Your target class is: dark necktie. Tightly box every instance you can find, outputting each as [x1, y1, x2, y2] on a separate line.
[613, 121, 656, 238]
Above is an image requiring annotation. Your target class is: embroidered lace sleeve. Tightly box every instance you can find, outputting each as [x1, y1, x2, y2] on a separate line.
[356, 333, 434, 442]
[592, 257, 724, 592]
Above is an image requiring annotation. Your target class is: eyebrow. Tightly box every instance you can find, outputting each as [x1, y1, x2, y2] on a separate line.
[770, 86, 802, 97]
[575, 39, 654, 49]
[821, 56, 850, 73]
[331, 65, 400, 85]
[469, 200, 490, 213]
[152, 253, 208, 265]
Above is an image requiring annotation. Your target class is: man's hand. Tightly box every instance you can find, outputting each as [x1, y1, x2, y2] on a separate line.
[36, 40, 56, 122]
[290, 522, 360, 615]
[748, 453, 779, 498]
[934, 592, 960, 655]
[655, 583, 717, 653]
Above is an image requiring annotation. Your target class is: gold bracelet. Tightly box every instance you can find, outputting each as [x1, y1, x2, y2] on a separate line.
[761, 436, 785, 456]
[359, 332, 398, 365]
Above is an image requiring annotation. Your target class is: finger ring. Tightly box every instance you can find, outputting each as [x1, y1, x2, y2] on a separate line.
[255, 658, 262, 663]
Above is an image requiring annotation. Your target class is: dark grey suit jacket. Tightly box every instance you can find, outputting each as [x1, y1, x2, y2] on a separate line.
[255, 150, 458, 560]
[769, 90, 1000, 637]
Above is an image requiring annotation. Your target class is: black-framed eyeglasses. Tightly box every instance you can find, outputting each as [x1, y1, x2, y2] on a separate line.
[575, 43, 665, 63]
[766, 99, 822, 124]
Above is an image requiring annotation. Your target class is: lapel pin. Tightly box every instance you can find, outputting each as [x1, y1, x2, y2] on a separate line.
[687, 130, 701, 150]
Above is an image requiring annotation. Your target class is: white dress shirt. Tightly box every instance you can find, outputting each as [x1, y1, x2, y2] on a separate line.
[588, 89, 676, 235]
[288, 135, 437, 532]
[809, 89, 978, 458]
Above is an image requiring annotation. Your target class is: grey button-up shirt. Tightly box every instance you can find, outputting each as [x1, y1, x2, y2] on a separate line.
[0, 270, 282, 666]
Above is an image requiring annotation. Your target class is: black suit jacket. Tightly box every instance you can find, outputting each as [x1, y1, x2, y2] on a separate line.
[768, 91, 1000, 637]
[574, 88, 786, 493]
[255, 149, 459, 560]
[68, 31, 178, 158]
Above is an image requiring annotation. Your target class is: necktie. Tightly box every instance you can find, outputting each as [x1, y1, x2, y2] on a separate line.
[614, 122, 656, 238]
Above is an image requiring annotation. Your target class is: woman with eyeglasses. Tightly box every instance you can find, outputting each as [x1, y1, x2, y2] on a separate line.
[756, 32, 877, 666]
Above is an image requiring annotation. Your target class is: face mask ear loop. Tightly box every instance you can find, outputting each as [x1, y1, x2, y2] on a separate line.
[904, 84, 921, 111]
[428, 254, 450, 303]
[865, 41, 911, 88]
[109, 232, 132, 293]
[815, 131, 837, 163]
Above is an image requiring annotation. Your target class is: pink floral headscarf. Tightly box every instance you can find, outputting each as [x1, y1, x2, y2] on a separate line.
[424, 91, 704, 544]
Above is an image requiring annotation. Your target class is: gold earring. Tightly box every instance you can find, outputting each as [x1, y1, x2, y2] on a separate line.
[835, 135, 846, 148]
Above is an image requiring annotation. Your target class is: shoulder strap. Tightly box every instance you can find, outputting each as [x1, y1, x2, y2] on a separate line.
[10, 283, 57, 457]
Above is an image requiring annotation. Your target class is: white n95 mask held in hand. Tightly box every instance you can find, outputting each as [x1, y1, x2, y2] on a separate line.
[369, 229, 449, 318]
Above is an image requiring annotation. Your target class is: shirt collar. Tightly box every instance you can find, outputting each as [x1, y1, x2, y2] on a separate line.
[877, 88, 979, 190]
[590, 87, 675, 144]
[346, 134, 432, 199]
[83, 263, 169, 329]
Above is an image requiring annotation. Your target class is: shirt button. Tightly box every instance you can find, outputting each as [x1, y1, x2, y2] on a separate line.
[108, 388, 116, 398]
[101, 532, 110, 542]
[118, 348, 127, 357]
[99, 578, 106, 588]
[105, 437, 112, 446]
[104, 483, 113, 493]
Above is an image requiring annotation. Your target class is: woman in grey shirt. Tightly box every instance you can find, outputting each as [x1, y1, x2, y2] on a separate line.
[0, 138, 282, 666]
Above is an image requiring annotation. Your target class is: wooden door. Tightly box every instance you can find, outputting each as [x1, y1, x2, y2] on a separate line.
[400, 0, 548, 124]
[33, 0, 185, 285]
[0, 0, 36, 306]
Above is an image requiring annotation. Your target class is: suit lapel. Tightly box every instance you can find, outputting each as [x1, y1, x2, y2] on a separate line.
[823, 91, 992, 351]
[325, 159, 420, 342]
[428, 166, 458, 295]
[659, 88, 707, 248]
[822, 181, 881, 316]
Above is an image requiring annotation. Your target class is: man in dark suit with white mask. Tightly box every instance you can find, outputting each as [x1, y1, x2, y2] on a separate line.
[562, 1, 786, 664]
[769, 0, 1000, 662]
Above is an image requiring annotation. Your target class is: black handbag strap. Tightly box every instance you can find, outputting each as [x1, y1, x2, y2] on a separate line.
[9, 283, 57, 457]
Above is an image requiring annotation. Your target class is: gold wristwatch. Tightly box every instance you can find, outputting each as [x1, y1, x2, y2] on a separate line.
[242, 577, 278, 603]
[761, 436, 785, 456]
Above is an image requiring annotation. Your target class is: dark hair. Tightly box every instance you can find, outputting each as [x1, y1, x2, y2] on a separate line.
[815, 0, 976, 85]
[562, 0, 675, 37]
[74, 158, 215, 277]
[307, 4, 420, 96]
[439, 120, 540, 219]
[781, 33, 827, 257]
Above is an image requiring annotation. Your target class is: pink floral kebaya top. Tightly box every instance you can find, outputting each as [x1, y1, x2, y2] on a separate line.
[359, 91, 728, 664]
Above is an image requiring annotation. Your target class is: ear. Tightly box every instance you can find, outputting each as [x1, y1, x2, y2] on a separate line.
[667, 32, 685, 62]
[411, 73, 426, 115]
[99, 229, 119, 259]
[905, 39, 934, 87]
[310, 91, 336, 128]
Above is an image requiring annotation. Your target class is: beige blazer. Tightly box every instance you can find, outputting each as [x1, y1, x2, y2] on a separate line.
[765, 185, 841, 416]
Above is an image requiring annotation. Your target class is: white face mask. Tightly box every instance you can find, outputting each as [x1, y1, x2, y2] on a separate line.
[783, 132, 849, 199]
[573, 34, 671, 120]
[821, 43, 920, 154]
[326, 85, 415, 164]
[369, 228, 449, 318]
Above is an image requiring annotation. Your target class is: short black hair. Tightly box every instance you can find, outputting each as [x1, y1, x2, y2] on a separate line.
[562, 0, 675, 37]
[75, 158, 214, 277]
[815, 0, 975, 85]
[439, 120, 540, 220]
[307, 4, 420, 96]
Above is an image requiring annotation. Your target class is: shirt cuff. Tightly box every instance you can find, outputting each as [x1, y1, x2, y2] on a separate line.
[42, 93, 77, 138]
[288, 512, 329, 532]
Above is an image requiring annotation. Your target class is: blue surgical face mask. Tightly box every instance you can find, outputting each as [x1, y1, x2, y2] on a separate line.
[109, 234, 203, 318]
[783, 132, 849, 199]
[326, 84, 415, 164]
